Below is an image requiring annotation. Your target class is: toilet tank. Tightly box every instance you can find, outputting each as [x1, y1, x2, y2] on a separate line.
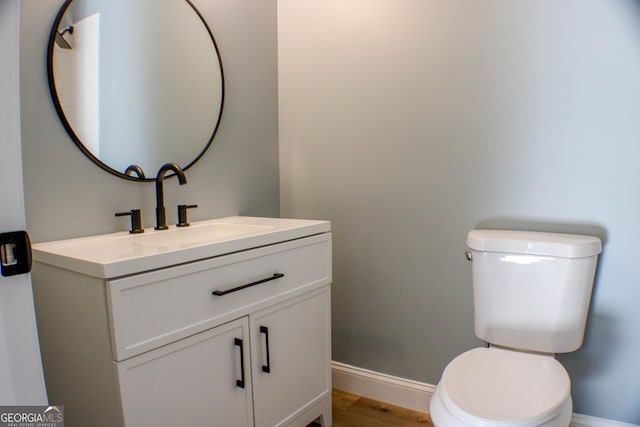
[467, 230, 602, 353]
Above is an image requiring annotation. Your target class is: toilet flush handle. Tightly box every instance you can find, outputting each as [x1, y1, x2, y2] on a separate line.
[465, 250, 473, 261]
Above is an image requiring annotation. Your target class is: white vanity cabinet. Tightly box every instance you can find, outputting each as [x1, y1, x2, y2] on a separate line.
[250, 289, 330, 427]
[31, 217, 332, 427]
[117, 317, 255, 427]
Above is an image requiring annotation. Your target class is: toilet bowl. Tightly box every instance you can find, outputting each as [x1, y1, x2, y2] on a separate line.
[430, 347, 573, 427]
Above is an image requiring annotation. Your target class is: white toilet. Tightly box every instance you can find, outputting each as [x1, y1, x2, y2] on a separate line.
[430, 229, 602, 427]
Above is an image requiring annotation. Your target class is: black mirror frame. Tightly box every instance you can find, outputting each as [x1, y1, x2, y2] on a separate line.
[46, 0, 225, 181]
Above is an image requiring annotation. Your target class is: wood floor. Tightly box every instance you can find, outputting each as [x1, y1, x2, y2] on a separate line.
[324, 389, 434, 427]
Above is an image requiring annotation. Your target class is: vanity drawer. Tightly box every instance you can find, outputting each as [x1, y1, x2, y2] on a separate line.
[107, 233, 331, 361]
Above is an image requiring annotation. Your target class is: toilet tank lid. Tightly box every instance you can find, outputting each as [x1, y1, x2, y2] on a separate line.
[467, 230, 602, 258]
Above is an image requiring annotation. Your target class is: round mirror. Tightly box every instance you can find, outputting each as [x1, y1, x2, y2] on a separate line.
[47, 0, 224, 181]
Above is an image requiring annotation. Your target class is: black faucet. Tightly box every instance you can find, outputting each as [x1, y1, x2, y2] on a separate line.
[124, 164, 146, 179]
[155, 163, 187, 230]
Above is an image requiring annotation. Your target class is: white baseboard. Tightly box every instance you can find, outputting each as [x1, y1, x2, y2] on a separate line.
[570, 414, 640, 427]
[331, 361, 639, 427]
[331, 361, 434, 413]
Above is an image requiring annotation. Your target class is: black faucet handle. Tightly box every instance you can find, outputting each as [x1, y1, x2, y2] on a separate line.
[115, 209, 144, 234]
[177, 204, 198, 227]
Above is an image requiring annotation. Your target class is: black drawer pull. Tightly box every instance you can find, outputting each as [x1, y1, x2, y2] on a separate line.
[235, 338, 245, 389]
[212, 273, 285, 296]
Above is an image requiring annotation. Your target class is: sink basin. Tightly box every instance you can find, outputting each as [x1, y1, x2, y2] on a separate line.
[113, 222, 273, 249]
[33, 216, 330, 279]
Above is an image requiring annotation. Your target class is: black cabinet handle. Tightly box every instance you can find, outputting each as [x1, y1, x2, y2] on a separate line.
[212, 273, 284, 296]
[234, 338, 245, 389]
[260, 326, 271, 374]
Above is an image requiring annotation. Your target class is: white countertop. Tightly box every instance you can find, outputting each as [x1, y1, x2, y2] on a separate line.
[33, 216, 330, 279]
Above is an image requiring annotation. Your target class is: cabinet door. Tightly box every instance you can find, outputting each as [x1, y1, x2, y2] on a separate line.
[117, 317, 253, 427]
[251, 288, 331, 427]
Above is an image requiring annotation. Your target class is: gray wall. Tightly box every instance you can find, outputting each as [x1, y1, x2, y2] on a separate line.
[279, 0, 640, 423]
[21, 0, 279, 243]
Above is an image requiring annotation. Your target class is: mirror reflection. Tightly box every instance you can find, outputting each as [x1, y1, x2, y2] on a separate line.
[48, 0, 224, 180]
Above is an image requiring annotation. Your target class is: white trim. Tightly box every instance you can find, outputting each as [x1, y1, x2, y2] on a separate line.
[331, 361, 639, 427]
[0, 0, 48, 405]
[570, 414, 640, 427]
[331, 361, 434, 413]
